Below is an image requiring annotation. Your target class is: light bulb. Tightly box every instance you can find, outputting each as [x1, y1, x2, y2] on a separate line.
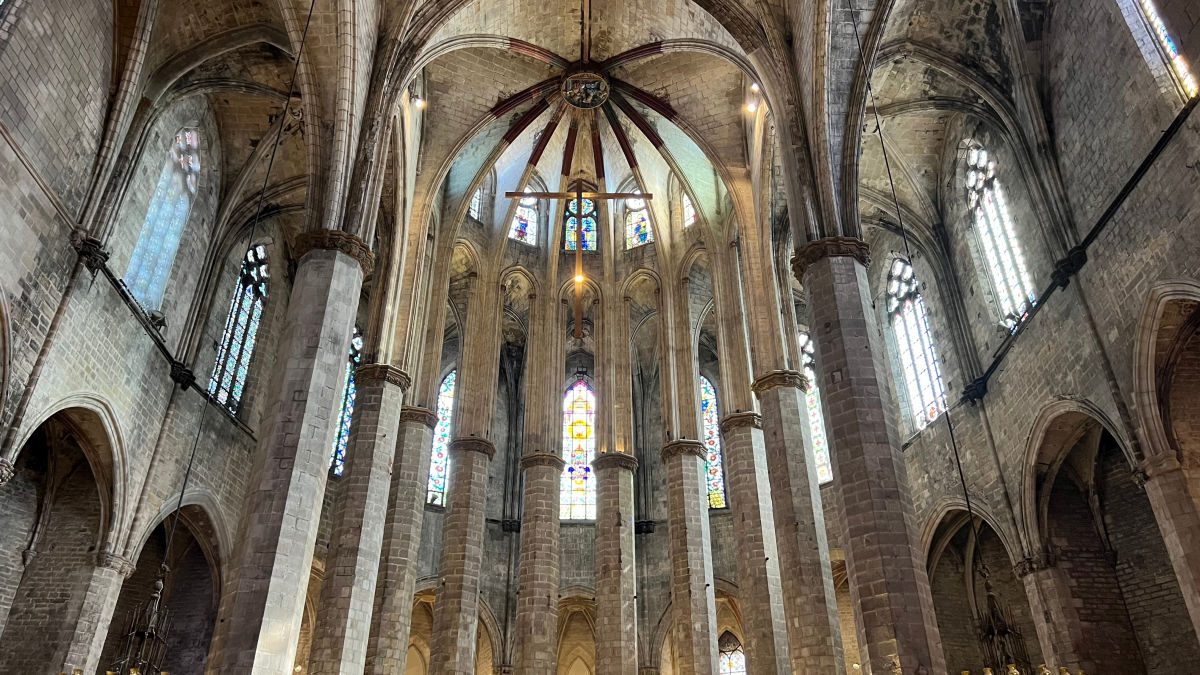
[750, 82, 760, 93]
[746, 101, 758, 113]
[574, 274, 584, 283]
[414, 97, 426, 109]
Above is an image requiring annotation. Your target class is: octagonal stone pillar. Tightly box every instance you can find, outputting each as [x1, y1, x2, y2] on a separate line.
[593, 451, 639, 675]
[514, 452, 567, 675]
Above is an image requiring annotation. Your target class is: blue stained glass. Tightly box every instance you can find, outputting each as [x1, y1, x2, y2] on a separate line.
[561, 380, 597, 520]
[699, 377, 727, 508]
[124, 130, 200, 310]
[564, 199, 597, 251]
[208, 245, 268, 415]
[330, 328, 363, 476]
[427, 371, 457, 505]
[625, 196, 652, 249]
[1138, 0, 1198, 96]
[510, 188, 539, 244]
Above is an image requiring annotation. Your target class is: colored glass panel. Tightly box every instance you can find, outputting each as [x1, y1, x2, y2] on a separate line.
[510, 188, 538, 244]
[699, 376, 727, 508]
[469, 188, 483, 220]
[719, 633, 746, 674]
[330, 328, 363, 477]
[124, 129, 200, 310]
[966, 147, 1036, 329]
[561, 380, 597, 520]
[887, 259, 946, 430]
[682, 193, 697, 227]
[799, 332, 833, 484]
[1139, 0, 1198, 96]
[625, 194, 652, 249]
[564, 198, 597, 251]
[208, 244, 268, 415]
[427, 371, 457, 506]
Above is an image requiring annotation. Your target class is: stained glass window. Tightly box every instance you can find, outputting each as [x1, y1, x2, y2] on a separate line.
[509, 187, 538, 245]
[718, 632, 746, 675]
[887, 259, 946, 430]
[798, 332, 833, 484]
[469, 188, 483, 220]
[1138, 0, 1198, 97]
[208, 244, 269, 415]
[624, 193, 652, 249]
[966, 147, 1036, 329]
[124, 129, 200, 310]
[427, 370, 457, 506]
[561, 380, 597, 520]
[564, 198, 597, 251]
[682, 193, 697, 227]
[699, 376, 727, 509]
[330, 327, 363, 477]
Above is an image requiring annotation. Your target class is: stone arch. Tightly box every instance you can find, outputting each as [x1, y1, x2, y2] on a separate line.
[1132, 280, 1200, 464]
[557, 593, 596, 675]
[0, 289, 9, 418]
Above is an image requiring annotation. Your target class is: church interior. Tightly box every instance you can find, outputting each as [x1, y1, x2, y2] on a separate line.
[0, 0, 1199, 673]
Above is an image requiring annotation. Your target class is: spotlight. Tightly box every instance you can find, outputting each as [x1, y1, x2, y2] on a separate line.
[750, 82, 760, 93]
[574, 274, 584, 283]
[746, 102, 758, 113]
[414, 97, 426, 109]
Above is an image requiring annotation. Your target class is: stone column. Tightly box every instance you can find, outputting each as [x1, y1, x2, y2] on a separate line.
[717, 411, 792, 673]
[753, 370, 844, 672]
[58, 552, 135, 672]
[365, 406, 438, 674]
[514, 452, 566, 674]
[309, 364, 409, 674]
[1140, 451, 1200, 639]
[593, 452, 639, 675]
[1015, 557, 1089, 672]
[795, 238, 943, 674]
[660, 439, 718, 675]
[207, 234, 370, 674]
[428, 437, 496, 675]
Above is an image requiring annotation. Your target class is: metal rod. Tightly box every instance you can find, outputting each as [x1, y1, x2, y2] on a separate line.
[506, 191, 651, 200]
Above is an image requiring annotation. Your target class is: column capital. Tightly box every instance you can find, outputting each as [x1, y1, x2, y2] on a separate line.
[661, 439, 705, 461]
[400, 405, 439, 429]
[593, 451, 639, 472]
[0, 457, 14, 486]
[295, 229, 375, 275]
[357, 363, 411, 390]
[791, 236, 871, 281]
[1013, 553, 1053, 579]
[96, 551, 137, 578]
[1141, 450, 1183, 479]
[520, 452, 566, 472]
[751, 369, 809, 396]
[449, 437, 496, 460]
[719, 411, 762, 434]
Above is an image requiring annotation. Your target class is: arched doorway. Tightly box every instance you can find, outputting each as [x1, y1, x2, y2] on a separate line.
[0, 409, 118, 670]
[97, 506, 221, 674]
[1030, 409, 1200, 673]
[926, 511, 1042, 672]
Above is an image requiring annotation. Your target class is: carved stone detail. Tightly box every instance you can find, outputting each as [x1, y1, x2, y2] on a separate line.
[294, 230, 375, 275]
[96, 551, 137, 578]
[1012, 553, 1052, 579]
[357, 363, 411, 390]
[719, 411, 763, 434]
[449, 437, 496, 460]
[170, 361, 196, 390]
[660, 439, 705, 461]
[75, 236, 110, 273]
[0, 457, 14, 486]
[400, 406, 438, 430]
[592, 452, 639, 472]
[520, 452, 566, 472]
[791, 236, 871, 281]
[750, 369, 808, 395]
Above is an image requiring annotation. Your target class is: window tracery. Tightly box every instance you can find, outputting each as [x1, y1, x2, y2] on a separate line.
[124, 129, 200, 310]
[564, 198, 597, 251]
[624, 193, 652, 249]
[718, 632, 746, 674]
[965, 147, 1036, 328]
[427, 370, 457, 506]
[208, 244, 268, 415]
[798, 332, 833, 484]
[510, 187, 538, 245]
[887, 259, 946, 430]
[561, 380, 597, 520]
[330, 327, 363, 477]
[699, 376, 728, 509]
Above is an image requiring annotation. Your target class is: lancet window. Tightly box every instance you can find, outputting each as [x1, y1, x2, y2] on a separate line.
[510, 187, 538, 245]
[682, 193, 697, 227]
[564, 198, 597, 251]
[561, 380, 597, 520]
[1138, 0, 1198, 97]
[625, 192, 652, 248]
[426, 370, 457, 506]
[124, 129, 200, 310]
[887, 259, 946, 430]
[699, 376, 728, 509]
[718, 632, 747, 674]
[208, 244, 268, 415]
[965, 146, 1036, 328]
[330, 327, 363, 476]
[469, 188, 483, 220]
[798, 332, 833, 484]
